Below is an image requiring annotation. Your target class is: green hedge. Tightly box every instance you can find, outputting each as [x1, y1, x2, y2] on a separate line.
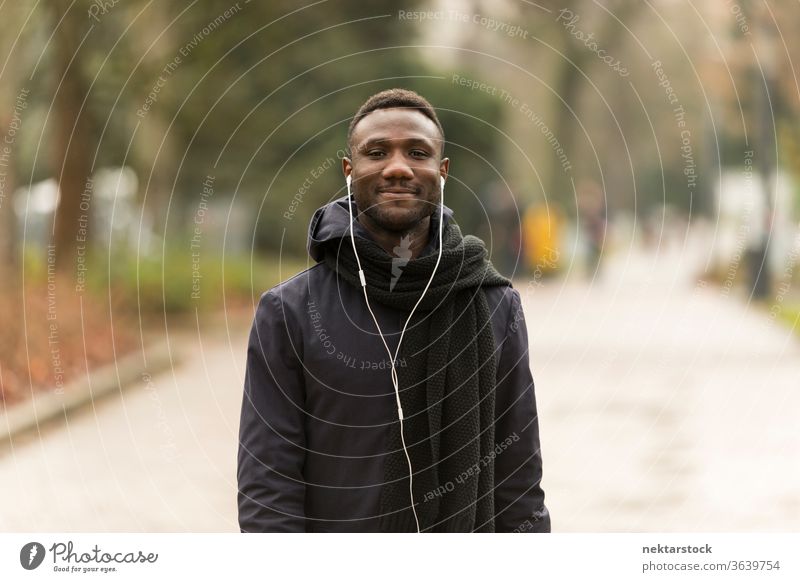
[24, 247, 308, 315]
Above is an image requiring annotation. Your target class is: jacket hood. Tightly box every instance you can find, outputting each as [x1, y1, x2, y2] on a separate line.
[307, 194, 454, 262]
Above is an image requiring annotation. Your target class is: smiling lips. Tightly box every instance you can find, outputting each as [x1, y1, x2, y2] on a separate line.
[378, 187, 419, 198]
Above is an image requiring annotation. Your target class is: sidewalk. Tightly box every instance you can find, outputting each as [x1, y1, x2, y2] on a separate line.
[529, 238, 800, 531]
[0, 318, 248, 532]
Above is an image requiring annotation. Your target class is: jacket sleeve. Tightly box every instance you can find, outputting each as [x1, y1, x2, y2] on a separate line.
[492, 287, 551, 532]
[237, 290, 307, 532]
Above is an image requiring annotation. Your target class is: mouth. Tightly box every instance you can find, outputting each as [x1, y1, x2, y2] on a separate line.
[378, 187, 419, 199]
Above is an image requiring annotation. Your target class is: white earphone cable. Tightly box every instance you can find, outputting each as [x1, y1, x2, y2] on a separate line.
[347, 174, 445, 533]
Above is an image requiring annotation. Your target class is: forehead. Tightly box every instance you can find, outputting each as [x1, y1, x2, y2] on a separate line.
[352, 107, 442, 147]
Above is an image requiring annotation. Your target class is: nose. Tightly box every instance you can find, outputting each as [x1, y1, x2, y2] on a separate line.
[380, 151, 415, 181]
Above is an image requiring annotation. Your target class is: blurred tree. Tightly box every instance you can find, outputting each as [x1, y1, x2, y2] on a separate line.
[0, 3, 38, 280]
[118, 0, 182, 242]
[529, 0, 643, 207]
[546, 0, 641, 210]
[48, 0, 96, 271]
[149, 0, 504, 253]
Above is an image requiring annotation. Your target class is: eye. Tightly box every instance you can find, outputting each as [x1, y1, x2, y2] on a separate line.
[410, 150, 430, 158]
[366, 150, 385, 158]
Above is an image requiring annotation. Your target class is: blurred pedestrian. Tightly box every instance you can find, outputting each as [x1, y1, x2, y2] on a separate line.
[577, 179, 607, 277]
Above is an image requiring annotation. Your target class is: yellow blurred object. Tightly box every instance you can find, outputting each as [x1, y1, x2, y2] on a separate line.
[523, 204, 562, 273]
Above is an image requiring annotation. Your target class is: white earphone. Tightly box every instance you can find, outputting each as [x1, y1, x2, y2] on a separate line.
[346, 173, 445, 532]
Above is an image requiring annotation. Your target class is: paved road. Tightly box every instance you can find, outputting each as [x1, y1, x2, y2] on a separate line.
[531, 236, 800, 531]
[0, 315, 248, 532]
[1, 236, 798, 532]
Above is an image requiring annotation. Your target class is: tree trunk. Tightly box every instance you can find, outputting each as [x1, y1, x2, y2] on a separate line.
[547, 2, 639, 208]
[0, 118, 17, 280]
[50, 0, 94, 273]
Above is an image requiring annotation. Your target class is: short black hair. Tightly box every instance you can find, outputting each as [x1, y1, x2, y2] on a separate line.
[347, 88, 445, 156]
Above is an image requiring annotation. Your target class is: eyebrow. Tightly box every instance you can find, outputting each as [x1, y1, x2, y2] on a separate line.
[356, 136, 437, 152]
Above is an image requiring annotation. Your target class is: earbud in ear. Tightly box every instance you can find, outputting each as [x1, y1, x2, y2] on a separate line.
[440, 176, 445, 189]
[346, 174, 352, 189]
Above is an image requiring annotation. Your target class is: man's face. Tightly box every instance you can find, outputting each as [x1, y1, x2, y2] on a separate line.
[344, 108, 449, 233]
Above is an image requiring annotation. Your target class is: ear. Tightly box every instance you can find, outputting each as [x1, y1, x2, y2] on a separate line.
[342, 157, 352, 182]
[439, 157, 449, 184]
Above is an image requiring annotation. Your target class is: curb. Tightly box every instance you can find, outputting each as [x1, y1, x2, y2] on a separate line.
[0, 342, 177, 446]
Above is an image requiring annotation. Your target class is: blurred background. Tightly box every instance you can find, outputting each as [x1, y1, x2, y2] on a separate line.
[1, 0, 799, 531]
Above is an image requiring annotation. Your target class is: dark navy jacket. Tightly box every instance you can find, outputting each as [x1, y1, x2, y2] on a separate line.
[237, 196, 550, 532]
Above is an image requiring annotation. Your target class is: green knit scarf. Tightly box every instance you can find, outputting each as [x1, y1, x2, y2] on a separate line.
[320, 217, 510, 532]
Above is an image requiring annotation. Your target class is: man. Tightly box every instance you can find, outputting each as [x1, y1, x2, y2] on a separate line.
[237, 88, 550, 532]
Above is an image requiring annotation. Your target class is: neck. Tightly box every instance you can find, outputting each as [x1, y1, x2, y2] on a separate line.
[358, 214, 431, 260]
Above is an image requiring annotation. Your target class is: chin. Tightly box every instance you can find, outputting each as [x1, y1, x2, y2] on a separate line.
[370, 207, 430, 233]
[376, 217, 419, 233]
[356, 198, 436, 233]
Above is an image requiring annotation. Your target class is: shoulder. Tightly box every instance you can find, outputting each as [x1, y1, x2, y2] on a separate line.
[482, 284, 526, 353]
[254, 262, 331, 322]
[259, 262, 328, 304]
[484, 284, 521, 325]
